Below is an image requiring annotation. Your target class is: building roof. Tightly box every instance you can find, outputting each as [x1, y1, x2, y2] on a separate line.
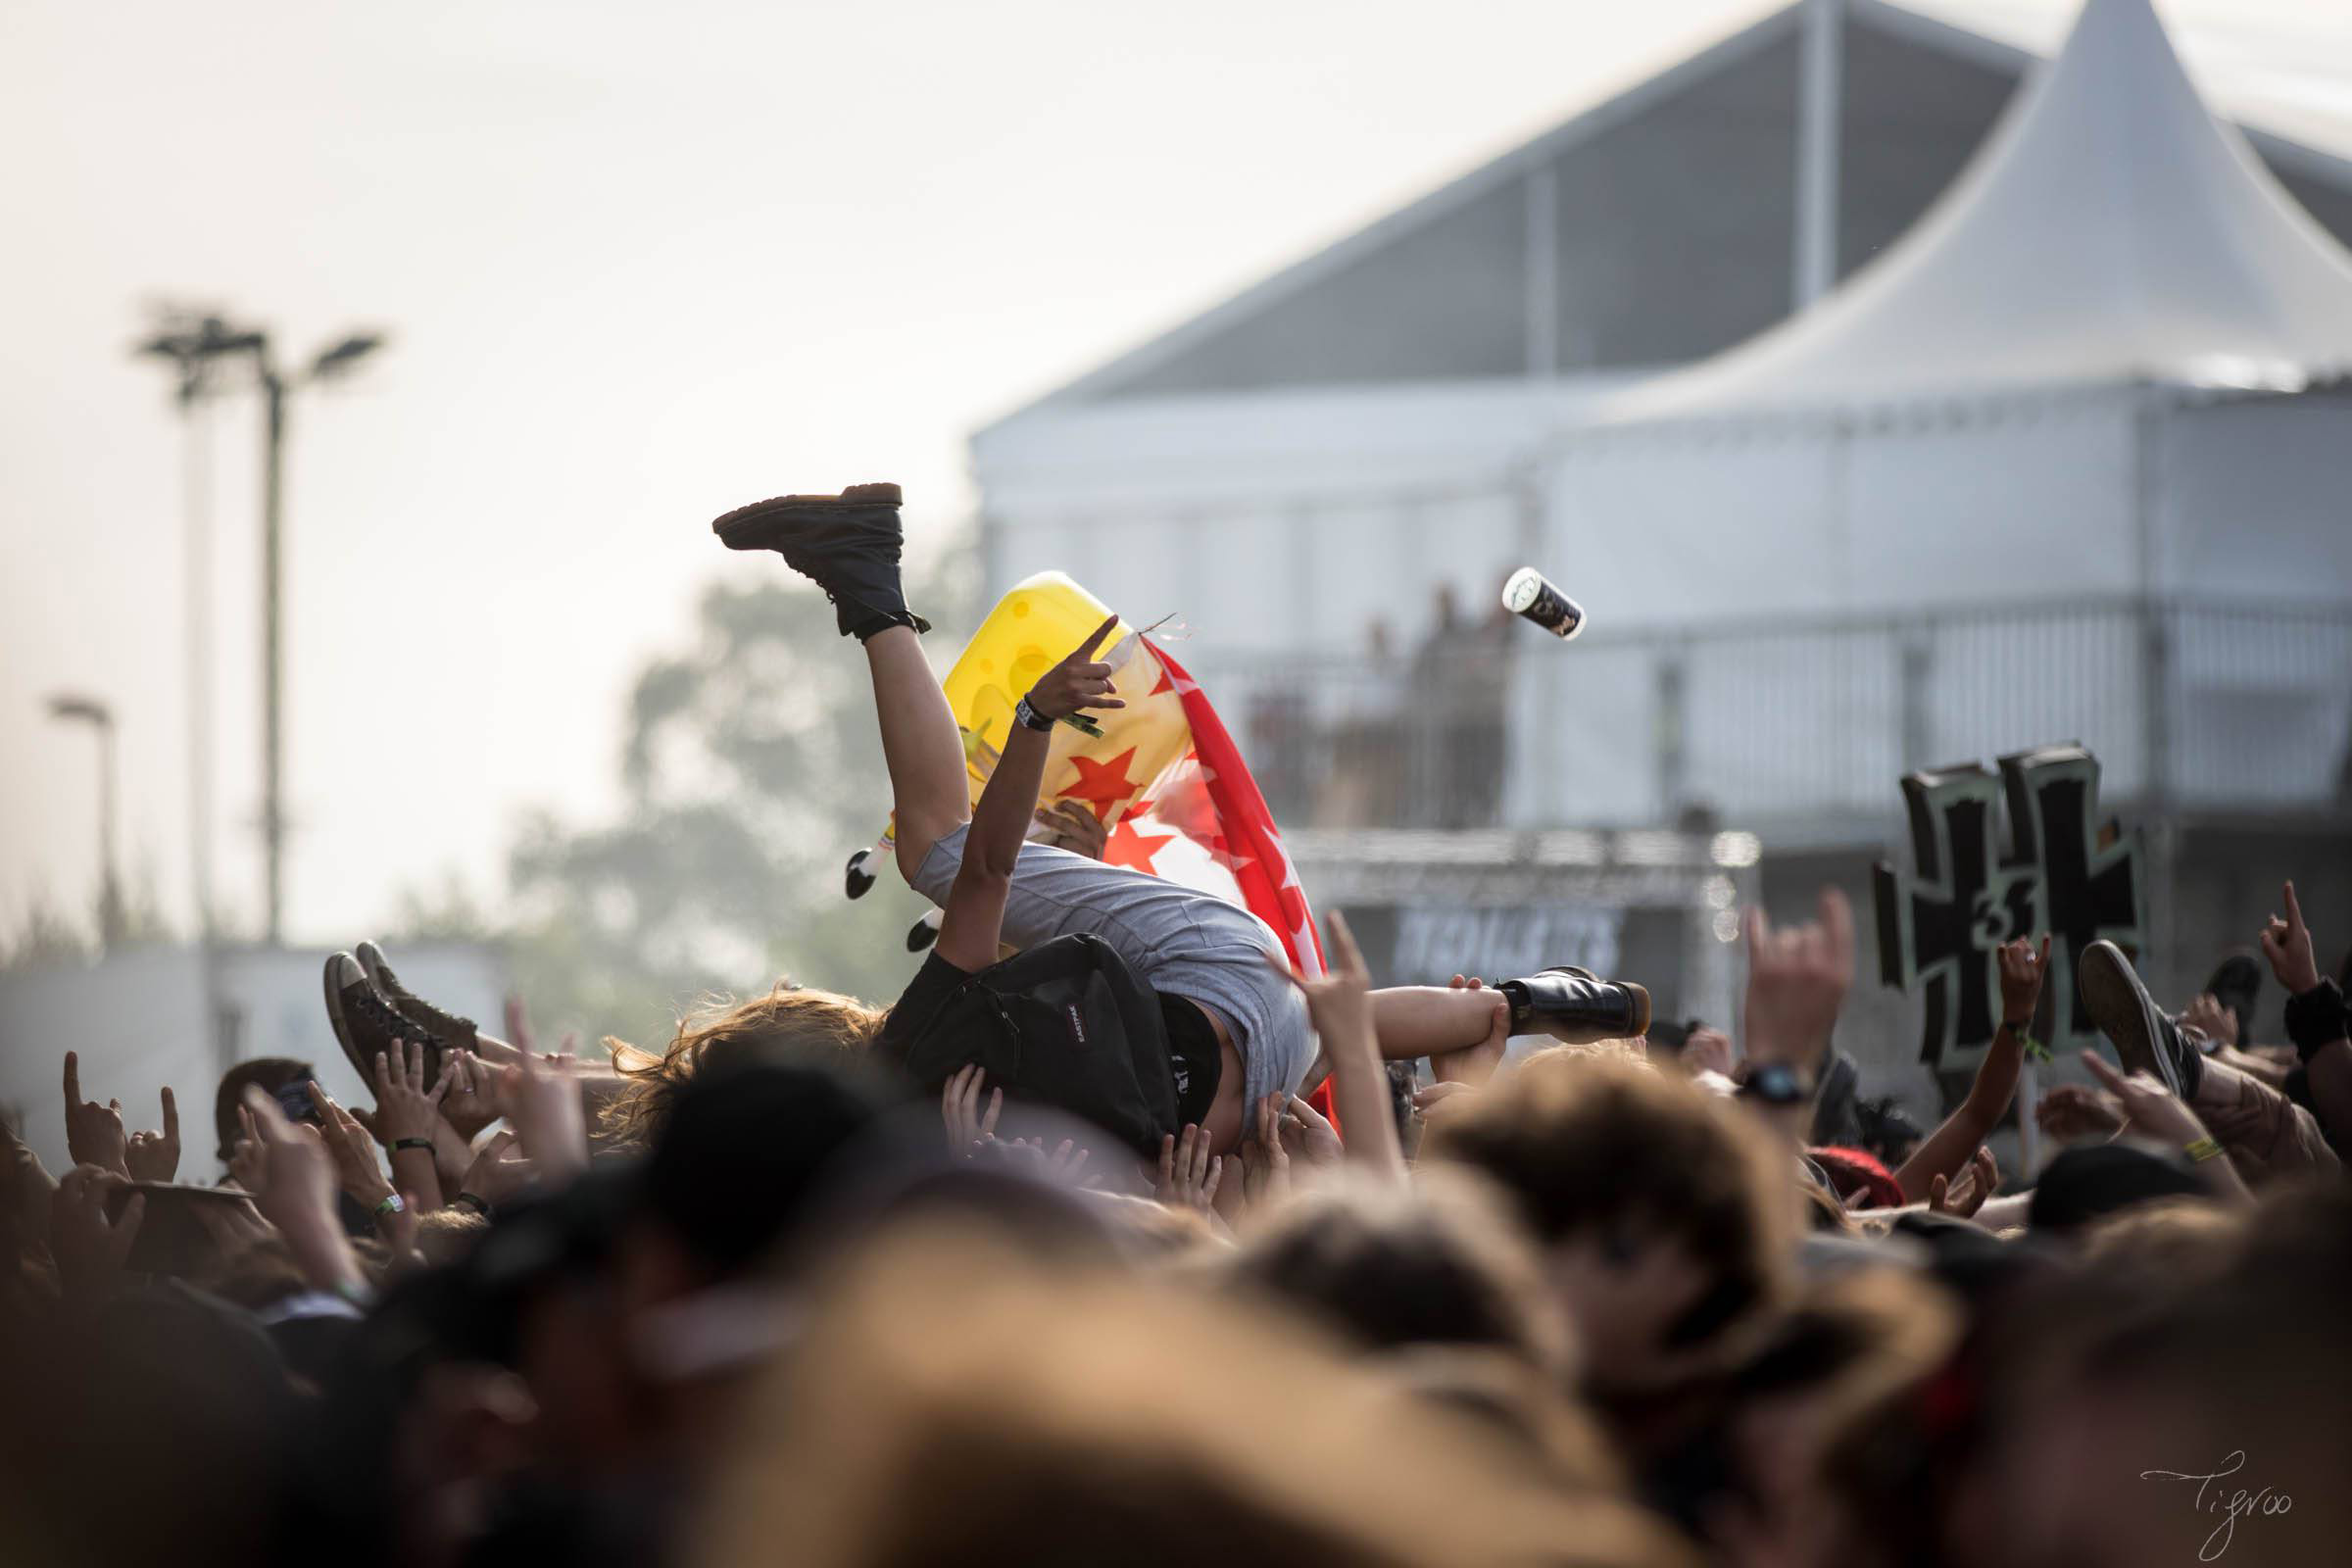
[989, 0, 2352, 428]
[1613, 0, 2352, 418]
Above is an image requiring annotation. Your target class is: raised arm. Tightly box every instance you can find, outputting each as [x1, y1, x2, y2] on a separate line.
[935, 615, 1125, 973]
[2264, 881, 2352, 1151]
[1265, 911, 1405, 1182]
[1894, 934, 2045, 1200]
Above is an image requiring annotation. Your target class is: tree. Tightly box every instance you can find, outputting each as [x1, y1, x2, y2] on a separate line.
[478, 549, 977, 1052]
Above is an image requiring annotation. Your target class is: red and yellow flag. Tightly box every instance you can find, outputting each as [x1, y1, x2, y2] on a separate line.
[892, 570, 1328, 987]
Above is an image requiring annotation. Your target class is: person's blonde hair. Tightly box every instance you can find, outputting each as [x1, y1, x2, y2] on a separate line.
[602, 983, 885, 1151]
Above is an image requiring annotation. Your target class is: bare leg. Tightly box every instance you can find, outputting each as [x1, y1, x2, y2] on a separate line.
[1292, 986, 1517, 1097]
[1370, 986, 1514, 1060]
[861, 625, 972, 883]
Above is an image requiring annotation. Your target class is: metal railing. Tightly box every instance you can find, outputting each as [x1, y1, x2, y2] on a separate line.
[1186, 599, 2352, 832]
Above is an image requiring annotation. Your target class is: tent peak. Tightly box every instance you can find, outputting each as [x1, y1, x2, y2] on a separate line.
[1608, 0, 2352, 424]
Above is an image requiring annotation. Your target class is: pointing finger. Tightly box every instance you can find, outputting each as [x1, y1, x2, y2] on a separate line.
[1076, 613, 1120, 661]
[64, 1050, 80, 1107]
[1323, 908, 1368, 981]
[2080, 1051, 2129, 1096]
[160, 1086, 178, 1143]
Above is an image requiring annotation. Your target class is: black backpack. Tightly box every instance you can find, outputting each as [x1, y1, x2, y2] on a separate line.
[885, 933, 1178, 1157]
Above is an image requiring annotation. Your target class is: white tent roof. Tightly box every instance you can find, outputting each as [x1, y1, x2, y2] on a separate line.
[1609, 0, 2352, 423]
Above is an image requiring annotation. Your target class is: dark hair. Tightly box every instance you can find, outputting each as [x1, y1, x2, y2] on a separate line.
[213, 1057, 318, 1160]
[1852, 1097, 1924, 1165]
[645, 1054, 892, 1276]
[1219, 1172, 1567, 1375]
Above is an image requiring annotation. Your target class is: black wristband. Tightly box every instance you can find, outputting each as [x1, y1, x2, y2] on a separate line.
[454, 1192, 492, 1217]
[2284, 979, 2349, 1063]
[1013, 694, 1056, 733]
[392, 1137, 435, 1153]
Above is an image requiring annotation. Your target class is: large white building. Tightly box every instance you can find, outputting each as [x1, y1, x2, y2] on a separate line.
[972, 0, 2352, 1086]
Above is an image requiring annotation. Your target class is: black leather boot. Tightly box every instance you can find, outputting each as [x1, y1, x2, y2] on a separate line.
[1494, 965, 1652, 1045]
[711, 482, 931, 641]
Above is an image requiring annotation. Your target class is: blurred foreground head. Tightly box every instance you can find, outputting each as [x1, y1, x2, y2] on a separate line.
[689, 1222, 1692, 1568]
[1427, 1055, 1795, 1396]
[1978, 1185, 2352, 1568]
[1217, 1167, 1572, 1379]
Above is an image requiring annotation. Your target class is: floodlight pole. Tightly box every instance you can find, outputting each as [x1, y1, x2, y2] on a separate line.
[1793, 0, 1844, 308]
[46, 696, 122, 949]
[259, 354, 289, 947]
[134, 312, 237, 1068]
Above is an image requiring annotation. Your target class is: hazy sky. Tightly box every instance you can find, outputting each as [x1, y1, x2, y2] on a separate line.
[6, 0, 2350, 949]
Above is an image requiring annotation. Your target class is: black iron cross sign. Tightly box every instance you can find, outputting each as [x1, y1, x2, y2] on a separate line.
[1872, 745, 2145, 1069]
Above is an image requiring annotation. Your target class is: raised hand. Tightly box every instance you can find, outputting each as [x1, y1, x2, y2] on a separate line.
[50, 1164, 142, 1297]
[123, 1087, 181, 1184]
[1155, 1122, 1223, 1214]
[2036, 1082, 2127, 1142]
[991, 1136, 1098, 1189]
[1278, 1094, 1344, 1169]
[372, 1041, 456, 1148]
[942, 1064, 1004, 1157]
[1031, 1137, 1094, 1186]
[438, 1048, 506, 1141]
[2081, 1051, 2208, 1149]
[1241, 1093, 1293, 1208]
[1742, 888, 1856, 1070]
[1265, 910, 1379, 1063]
[2181, 993, 2238, 1048]
[1683, 1026, 1736, 1079]
[238, 1087, 341, 1239]
[61, 1052, 129, 1177]
[1267, 912, 1404, 1178]
[2259, 881, 2323, 996]
[1032, 799, 1109, 859]
[1024, 615, 1127, 722]
[1929, 1145, 1997, 1220]
[1410, 1079, 1479, 1116]
[458, 1128, 535, 1210]
[226, 1104, 268, 1195]
[307, 1083, 395, 1208]
[239, 1087, 368, 1298]
[500, 1049, 589, 1187]
[1995, 934, 2051, 1027]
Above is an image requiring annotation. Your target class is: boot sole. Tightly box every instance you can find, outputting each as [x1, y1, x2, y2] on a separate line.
[2079, 940, 2180, 1097]
[711, 489, 901, 551]
[321, 956, 375, 1085]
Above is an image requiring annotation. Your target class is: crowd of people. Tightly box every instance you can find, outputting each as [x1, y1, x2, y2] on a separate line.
[5, 484, 2350, 1568]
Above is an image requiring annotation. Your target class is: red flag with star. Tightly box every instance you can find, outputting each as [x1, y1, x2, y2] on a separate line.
[1134, 643, 1327, 981]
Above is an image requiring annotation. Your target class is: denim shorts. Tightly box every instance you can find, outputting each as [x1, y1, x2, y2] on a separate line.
[910, 823, 1315, 1114]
